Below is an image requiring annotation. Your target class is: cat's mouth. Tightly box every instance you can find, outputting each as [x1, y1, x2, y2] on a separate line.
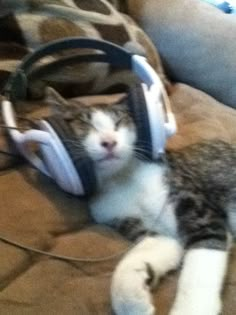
[96, 153, 119, 163]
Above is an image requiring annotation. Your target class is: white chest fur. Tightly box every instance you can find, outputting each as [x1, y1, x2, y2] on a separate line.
[90, 161, 178, 238]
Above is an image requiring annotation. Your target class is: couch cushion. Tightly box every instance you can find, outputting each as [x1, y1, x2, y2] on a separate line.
[0, 0, 164, 99]
[127, 0, 236, 108]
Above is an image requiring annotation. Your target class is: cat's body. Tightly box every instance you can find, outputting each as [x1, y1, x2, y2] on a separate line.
[91, 141, 236, 246]
[91, 158, 178, 239]
[46, 87, 236, 315]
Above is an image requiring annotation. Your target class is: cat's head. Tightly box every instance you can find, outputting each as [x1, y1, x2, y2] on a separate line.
[45, 88, 137, 178]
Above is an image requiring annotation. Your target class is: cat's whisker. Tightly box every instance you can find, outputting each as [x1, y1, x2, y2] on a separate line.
[134, 152, 149, 161]
[64, 141, 86, 153]
[63, 139, 81, 144]
[72, 149, 86, 155]
[134, 147, 152, 157]
[134, 140, 154, 146]
[134, 147, 151, 154]
[64, 139, 79, 144]
[119, 143, 148, 160]
[64, 140, 84, 147]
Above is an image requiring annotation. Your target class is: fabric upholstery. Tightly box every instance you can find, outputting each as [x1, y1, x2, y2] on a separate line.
[127, 0, 236, 108]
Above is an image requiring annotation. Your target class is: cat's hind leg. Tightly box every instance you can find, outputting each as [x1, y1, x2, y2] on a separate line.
[170, 247, 228, 315]
[111, 235, 183, 315]
[170, 197, 229, 315]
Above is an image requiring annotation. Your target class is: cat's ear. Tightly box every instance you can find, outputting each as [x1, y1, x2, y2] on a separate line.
[45, 87, 74, 120]
[45, 87, 68, 109]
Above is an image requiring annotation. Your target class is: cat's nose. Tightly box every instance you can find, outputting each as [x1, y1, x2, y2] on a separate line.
[101, 140, 117, 151]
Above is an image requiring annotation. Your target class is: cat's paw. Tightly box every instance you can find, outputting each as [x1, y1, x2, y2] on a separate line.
[111, 261, 155, 315]
[169, 297, 222, 315]
[112, 299, 155, 315]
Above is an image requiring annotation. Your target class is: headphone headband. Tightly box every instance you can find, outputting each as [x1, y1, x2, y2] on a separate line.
[15, 37, 133, 72]
[4, 37, 133, 101]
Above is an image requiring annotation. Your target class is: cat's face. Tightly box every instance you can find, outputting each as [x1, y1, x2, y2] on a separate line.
[79, 106, 136, 175]
[46, 88, 137, 178]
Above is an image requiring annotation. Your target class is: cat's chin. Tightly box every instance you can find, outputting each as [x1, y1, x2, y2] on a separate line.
[95, 156, 131, 179]
[96, 154, 120, 163]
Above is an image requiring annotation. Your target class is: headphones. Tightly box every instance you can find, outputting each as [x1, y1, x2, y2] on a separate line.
[1, 37, 176, 196]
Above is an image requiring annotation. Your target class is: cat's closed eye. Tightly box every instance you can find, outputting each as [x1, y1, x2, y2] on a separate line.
[78, 112, 93, 126]
[115, 117, 125, 129]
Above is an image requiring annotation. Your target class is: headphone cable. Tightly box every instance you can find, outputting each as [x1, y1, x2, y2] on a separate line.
[0, 233, 133, 263]
[0, 116, 38, 157]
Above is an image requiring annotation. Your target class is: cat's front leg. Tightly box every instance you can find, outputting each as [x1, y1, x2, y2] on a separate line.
[169, 248, 228, 315]
[111, 235, 183, 315]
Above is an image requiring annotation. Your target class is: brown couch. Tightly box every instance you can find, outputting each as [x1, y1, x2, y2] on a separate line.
[0, 1, 236, 314]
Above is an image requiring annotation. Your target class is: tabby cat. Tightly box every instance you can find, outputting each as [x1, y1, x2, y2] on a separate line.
[46, 87, 236, 315]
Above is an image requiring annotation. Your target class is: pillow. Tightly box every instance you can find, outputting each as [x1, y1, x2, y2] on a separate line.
[0, 0, 165, 98]
[202, 0, 236, 14]
[127, 0, 236, 108]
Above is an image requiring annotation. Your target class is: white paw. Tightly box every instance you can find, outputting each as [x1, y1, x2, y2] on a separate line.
[112, 298, 155, 315]
[169, 297, 222, 315]
[111, 262, 155, 315]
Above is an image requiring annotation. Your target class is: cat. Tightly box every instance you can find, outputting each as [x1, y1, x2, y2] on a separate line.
[46, 87, 236, 315]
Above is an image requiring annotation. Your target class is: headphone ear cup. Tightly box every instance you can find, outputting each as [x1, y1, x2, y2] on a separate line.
[127, 84, 152, 160]
[44, 116, 97, 196]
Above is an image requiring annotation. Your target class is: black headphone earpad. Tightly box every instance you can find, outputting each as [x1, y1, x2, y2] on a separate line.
[44, 115, 97, 196]
[127, 84, 152, 160]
